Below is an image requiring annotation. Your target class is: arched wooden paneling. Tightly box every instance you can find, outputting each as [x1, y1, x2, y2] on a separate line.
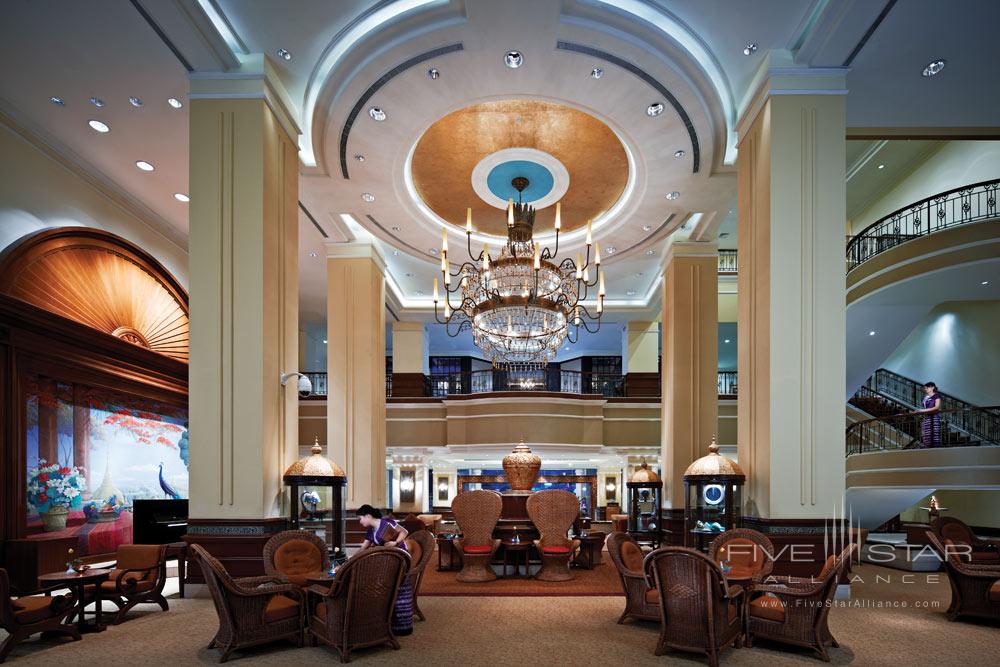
[0, 228, 188, 362]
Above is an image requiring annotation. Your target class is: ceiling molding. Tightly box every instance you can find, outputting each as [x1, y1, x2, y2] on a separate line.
[0, 100, 188, 253]
[841, 0, 898, 67]
[129, 0, 194, 72]
[555, 40, 700, 173]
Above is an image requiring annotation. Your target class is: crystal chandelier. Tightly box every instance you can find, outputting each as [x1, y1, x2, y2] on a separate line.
[433, 177, 606, 369]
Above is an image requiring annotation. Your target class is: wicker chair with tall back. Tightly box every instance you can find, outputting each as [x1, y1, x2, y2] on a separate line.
[451, 490, 502, 583]
[0, 568, 79, 662]
[402, 530, 435, 621]
[78, 544, 169, 625]
[926, 531, 1000, 622]
[708, 529, 775, 584]
[745, 544, 856, 662]
[263, 530, 331, 587]
[526, 489, 581, 582]
[607, 532, 659, 623]
[191, 544, 305, 663]
[306, 546, 410, 663]
[931, 517, 1000, 564]
[643, 547, 745, 667]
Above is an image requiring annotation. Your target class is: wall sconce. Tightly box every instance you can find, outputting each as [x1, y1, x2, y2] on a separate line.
[437, 476, 449, 501]
[399, 469, 416, 503]
[605, 476, 617, 501]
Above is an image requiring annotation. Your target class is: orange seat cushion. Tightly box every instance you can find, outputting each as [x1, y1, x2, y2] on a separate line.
[644, 588, 661, 605]
[750, 594, 786, 622]
[620, 540, 644, 572]
[12, 596, 62, 624]
[463, 545, 492, 554]
[264, 595, 300, 623]
[541, 546, 571, 554]
[274, 540, 324, 578]
[116, 544, 161, 571]
[988, 580, 1000, 603]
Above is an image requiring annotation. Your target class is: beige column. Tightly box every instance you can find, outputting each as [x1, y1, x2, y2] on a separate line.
[736, 60, 847, 519]
[327, 243, 386, 508]
[188, 57, 300, 520]
[624, 320, 660, 397]
[392, 322, 427, 374]
[660, 241, 718, 508]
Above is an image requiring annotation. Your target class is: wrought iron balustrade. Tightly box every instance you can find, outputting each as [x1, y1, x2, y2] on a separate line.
[717, 370, 737, 397]
[717, 249, 738, 274]
[846, 178, 999, 271]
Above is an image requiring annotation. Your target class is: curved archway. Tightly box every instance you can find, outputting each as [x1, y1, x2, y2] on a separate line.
[0, 228, 189, 362]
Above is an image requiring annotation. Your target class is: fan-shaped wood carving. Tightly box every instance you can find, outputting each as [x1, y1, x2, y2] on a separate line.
[0, 228, 188, 362]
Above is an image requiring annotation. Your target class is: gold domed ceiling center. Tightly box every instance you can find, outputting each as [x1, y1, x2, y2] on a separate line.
[410, 100, 629, 236]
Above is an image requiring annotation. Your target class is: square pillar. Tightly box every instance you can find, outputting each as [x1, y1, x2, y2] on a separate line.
[660, 241, 718, 508]
[624, 321, 660, 397]
[391, 321, 428, 397]
[327, 243, 386, 508]
[188, 57, 299, 522]
[736, 61, 847, 519]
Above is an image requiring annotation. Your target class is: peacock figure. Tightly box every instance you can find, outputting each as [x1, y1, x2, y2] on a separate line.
[158, 462, 181, 500]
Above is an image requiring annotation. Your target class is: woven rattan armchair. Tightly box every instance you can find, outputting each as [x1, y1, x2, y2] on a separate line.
[0, 568, 78, 662]
[80, 544, 169, 625]
[926, 531, 1000, 622]
[745, 544, 855, 661]
[931, 517, 1000, 564]
[451, 490, 502, 583]
[708, 529, 774, 584]
[402, 530, 435, 621]
[607, 532, 659, 623]
[191, 544, 304, 663]
[306, 546, 410, 663]
[263, 530, 331, 587]
[644, 547, 744, 667]
[526, 489, 581, 582]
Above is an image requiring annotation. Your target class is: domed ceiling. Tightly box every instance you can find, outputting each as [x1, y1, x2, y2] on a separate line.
[410, 100, 628, 236]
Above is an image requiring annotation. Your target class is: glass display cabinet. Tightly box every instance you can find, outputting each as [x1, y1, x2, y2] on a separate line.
[283, 437, 348, 553]
[625, 460, 663, 548]
[683, 438, 745, 551]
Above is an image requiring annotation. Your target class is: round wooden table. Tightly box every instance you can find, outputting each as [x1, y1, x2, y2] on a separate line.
[38, 568, 112, 633]
[501, 541, 531, 578]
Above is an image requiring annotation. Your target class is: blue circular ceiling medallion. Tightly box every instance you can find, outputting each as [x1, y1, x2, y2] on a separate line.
[486, 160, 554, 203]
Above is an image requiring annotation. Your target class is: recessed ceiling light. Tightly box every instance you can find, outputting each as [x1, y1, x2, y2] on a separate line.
[564, 347, 570, 351]
[868, 330, 877, 336]
[369, 107, 386, 122]
[642, 224, 652, 232]
[429, 248, 439, 255]
[405, 273, 414, 278]
[88, 119, 110, 133]
[625, 289, 637, 296]
[922, 59, 946, 77]
[89, 96, 105, 108]
[633, 272, 644, 278]
[354, 154, 365, 162]
[427, 67, 440, 79]
[392, 249, 400, 256]
[665, 191, 680, 200]
[591, 66, 604, 79]
[415, 290, 425, 296]
[645, 249, 656, 256]
[128, 96, 143, 107]
[724, 339, 731, 344]
[307, 250, 319, 258]
[673, 149, 686, 158]
[167, 97, 183, 109]
[504, 50, 523, 68]
[361, 192, 375, 203]
[981, 280, 990, 285]
[646, 103, 664, 117]
[276, 48, 292, 61]
[391, 226, 401, 232]
[136, 160, 154, 172]
[877, 164, 885, 170]
[322, 339, 328, 344]
[174, 193, 190, 203]
[605, 246, 617, 254]
[743, 43, 758, 56]
[49, 96, 65, 106]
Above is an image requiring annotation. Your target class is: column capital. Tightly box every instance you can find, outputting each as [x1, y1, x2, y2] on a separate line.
[664, 239, 717, 267]
[737, 50, 848, 140]
[325, 241, 386, 273]
[189, 53, 300, 142]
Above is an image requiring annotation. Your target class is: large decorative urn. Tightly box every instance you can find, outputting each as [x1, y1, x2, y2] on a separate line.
[502, 439, 542, 491]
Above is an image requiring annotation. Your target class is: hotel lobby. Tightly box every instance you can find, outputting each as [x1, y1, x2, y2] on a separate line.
[1, 0, 999, 664]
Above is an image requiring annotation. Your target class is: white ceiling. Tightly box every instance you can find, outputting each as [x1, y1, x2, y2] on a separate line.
[2, 0, 997, 348]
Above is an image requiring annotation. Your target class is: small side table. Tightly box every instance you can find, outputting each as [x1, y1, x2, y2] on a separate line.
[501, 541, 531, 578]
[164, 541, 188, 598]
[573, 534, 605, 570]
[724, 572, 753, 646]
[436, 536, 462, 571]
[38, 569, 112, 634]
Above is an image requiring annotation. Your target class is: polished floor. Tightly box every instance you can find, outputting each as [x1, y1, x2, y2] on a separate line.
[4, 564, 999, 666]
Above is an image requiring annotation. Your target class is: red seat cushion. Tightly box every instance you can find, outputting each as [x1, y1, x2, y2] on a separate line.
[541, 546, 571, 554]
[463, 545, 492, 554]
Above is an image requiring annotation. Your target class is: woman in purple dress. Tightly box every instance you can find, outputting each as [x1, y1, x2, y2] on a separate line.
[356, 505, 413, 636]
[919, 382, 943, 447]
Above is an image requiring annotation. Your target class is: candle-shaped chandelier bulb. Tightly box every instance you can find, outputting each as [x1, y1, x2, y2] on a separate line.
[586, 220, 593, 246]
[466, 207, 473, 234]
[533, 242, 540, 270]
[554, 202, 561, 230]
[598, 272, 606, 297]
[482, 243, 490, 271]
[507, 199, 514, 227]
[576, 254, 583, 280]
[440, 253, 447, 272]
[442, 227, 448, 254]
[433, 277, 439, 302]
[594, 241, 601, 266]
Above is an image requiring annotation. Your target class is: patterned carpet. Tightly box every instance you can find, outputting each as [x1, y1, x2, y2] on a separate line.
[420, 561, 622, 596]
[4, 564, 1000, 665]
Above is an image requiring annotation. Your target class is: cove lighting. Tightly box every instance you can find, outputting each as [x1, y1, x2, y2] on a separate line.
[88, 120, 110, 133]
[136, 160, 155, 171]
[174, 193, 190, 203]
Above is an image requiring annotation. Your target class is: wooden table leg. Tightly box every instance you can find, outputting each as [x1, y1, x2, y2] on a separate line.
[74, 583, 87, 633]
[178, 554, 186, 599]
[94, 584, 104, 632]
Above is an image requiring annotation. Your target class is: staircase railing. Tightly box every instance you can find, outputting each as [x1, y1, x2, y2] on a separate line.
[846, 405, 1000, 455]
[846, 178, 999, 271]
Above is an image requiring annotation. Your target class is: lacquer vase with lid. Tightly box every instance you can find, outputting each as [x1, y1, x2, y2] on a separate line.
[502, 439, 541, 491]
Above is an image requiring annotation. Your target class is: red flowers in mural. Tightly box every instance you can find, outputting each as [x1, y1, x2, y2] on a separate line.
[102, 409, 183, 449]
